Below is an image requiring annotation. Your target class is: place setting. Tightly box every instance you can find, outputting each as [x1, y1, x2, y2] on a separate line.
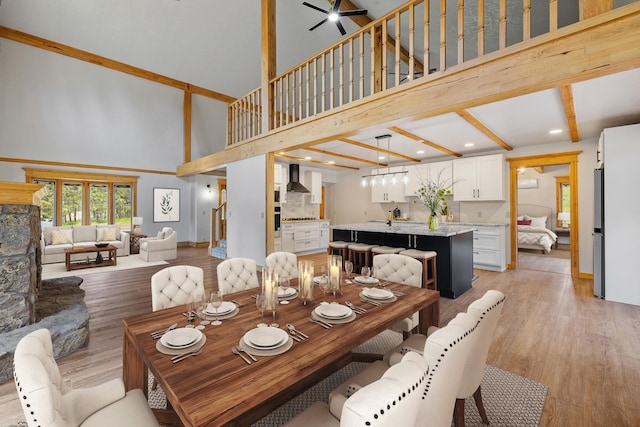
[352, 266, 380, 286]
[311, 302, 356, 325]
[359, 287, 397, 306]
[277, 274, 298, 303]
[237, 326, 293, 359]
[155, 326, 207, 362]
[196, 291, 239, 324]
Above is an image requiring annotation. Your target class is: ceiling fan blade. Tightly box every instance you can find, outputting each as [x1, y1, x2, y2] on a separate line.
[336, 20, 346, 36]
[302, 2, 329, 14]
[332, 0, 343, 13]
[309, 18, 329, 31]
[338, 9, 368, 17]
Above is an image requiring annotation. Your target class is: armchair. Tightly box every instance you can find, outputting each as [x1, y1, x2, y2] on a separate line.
[139, 227, 177, 262]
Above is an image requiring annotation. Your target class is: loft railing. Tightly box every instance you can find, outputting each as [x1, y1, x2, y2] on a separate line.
[228, 0, 593, 146]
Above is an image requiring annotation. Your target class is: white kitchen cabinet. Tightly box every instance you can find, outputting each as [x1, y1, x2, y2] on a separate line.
[428, 161, 453, 188]
[371, 166, 405, 202]
[274, 163, 283, 185]
[319, 221, 330, 248]
[453, 154, 504, 201]
[472, 225, 507, 272]
[281, 223, 295, 252]
[404, 163, 429, 197]
[294, 222, 320, 252]
[305, 171, 322, 204]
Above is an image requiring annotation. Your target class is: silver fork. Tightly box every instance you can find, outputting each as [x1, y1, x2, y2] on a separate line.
[236, 346, 258, 362]
[171, 349, 202, 363]
[232, 348, 252, 364]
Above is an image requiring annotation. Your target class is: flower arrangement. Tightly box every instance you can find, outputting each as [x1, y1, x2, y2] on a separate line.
[413, 170, 455, 230]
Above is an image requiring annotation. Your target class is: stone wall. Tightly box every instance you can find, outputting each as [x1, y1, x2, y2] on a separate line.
[0, 204, 41, 333]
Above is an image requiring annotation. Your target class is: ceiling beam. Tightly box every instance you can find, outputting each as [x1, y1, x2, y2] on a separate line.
[339, 137, 421, 163]
[275, 153, 359, 170]
[559, 85, 580, 142]
[177, 4, 640, 175]
[388, 126, 463, 158]
[532, 166, 545, 174]
[305, 147, 387, 167]
[0, 25, 236, 103]
[457, 110, 514, 151]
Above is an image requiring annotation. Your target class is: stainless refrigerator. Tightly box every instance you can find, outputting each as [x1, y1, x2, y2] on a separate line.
[594, 168, 604, 298]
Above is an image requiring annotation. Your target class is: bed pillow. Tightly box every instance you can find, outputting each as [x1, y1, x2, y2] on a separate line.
[526, 215, 547, 228]
[517, 215, 524, 221]
[517, 219, 532, 226]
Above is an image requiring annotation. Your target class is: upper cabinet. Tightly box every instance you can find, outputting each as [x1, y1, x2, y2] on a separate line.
[305, 171, 322, 204]
[274, 163, 283, 185]
[275, 164, 287, 203]
[370, 166, 405, 203]
[404, 161, 453, 199]
[453, 154, 505, 201]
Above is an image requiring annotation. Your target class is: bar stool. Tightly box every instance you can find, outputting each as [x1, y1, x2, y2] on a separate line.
[348, 243, 378, 273]
[399, 249, 437, 291]
[327, 241, 350, 267]
[371, 246, 405, 255]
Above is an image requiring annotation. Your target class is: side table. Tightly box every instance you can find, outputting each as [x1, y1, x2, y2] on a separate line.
[553, 228, 570, 249]
[130, 233, 147, 254]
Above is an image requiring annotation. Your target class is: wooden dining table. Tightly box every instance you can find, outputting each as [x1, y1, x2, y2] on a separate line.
[122, 279, 440, 426]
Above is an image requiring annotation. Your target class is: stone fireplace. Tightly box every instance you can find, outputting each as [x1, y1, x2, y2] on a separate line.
[0, 182, 89, 382]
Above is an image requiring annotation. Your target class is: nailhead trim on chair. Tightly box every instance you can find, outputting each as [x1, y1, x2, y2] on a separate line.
[362, 370, 428, 426]
[14, 370, 40, 426]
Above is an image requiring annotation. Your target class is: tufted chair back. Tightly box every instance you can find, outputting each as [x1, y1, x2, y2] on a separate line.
[217, 257, 260, 295]
[265, 251, 298, 279]
[373, 254, 422, 287]
[151, 265, 205, 311]
[341, 351, 428, 426]
[418, 312, 480, 427]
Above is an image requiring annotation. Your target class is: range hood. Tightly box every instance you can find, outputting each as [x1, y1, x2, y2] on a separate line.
[286, 164, 310, 193]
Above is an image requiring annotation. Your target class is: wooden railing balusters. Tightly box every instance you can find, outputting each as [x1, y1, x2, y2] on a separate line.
[499, 0, 507, 49]
[458, 0, 465, 65]
[395, 11, 401, 87]
[478, 0, 485, 57]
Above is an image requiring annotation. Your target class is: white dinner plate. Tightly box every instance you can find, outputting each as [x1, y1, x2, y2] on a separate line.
[160, 328, 203, 349]
[354, 276, 379, 285]
[314, 303, 353, 319]
[277, 287, 296, 297]
[243, 327, 288, 350]
[313, 276, 328, 284]
[205, 301, 236, 316]
[362, 287, 394, 300]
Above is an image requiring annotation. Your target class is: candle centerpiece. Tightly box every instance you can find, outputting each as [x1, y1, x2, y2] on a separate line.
[298, 260, 315, 305]
[328, 255, 342, 296]
[262, 267, 278, 311]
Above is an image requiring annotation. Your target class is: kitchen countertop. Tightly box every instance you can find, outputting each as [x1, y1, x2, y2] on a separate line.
[368, 220, 509, 227]
[331, 222, 476, 237]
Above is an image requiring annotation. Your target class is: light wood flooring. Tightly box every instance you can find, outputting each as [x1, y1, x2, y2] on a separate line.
[2, 248, 639, 426]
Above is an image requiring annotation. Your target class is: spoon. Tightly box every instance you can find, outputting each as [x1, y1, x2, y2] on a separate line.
[151, 322, 177, 339]
[236, 346, 258, 362]
[171, 349, 202, 363]
[232, 348, 252, 364]
[286, 324, 309, 339]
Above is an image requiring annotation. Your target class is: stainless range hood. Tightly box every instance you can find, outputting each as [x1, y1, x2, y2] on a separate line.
[286, 164, 310, 193]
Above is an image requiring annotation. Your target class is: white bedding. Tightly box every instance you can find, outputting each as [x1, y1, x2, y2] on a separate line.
[517, 225, 558, 253]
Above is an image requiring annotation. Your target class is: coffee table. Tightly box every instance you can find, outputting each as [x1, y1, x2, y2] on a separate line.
[64, 244, 117, 271]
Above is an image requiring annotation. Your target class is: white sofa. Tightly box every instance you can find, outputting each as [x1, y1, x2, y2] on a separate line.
[41, 225, 130, 264]
[139, 227, 177, 262]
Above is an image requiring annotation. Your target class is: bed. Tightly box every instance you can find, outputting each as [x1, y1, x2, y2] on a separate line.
[517, 204, 558, 254]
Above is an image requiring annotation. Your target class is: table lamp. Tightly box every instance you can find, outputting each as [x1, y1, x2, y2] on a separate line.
[557, 212, 570, 229]
[132, 217, 143, 236]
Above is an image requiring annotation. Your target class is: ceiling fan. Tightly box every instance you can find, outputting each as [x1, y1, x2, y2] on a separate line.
[302, 0, 368, 36]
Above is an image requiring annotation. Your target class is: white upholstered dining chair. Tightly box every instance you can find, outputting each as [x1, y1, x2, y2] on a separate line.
[283, 351, 429, 427]
[264, 251, 298, 278]
[216, 257, 260, 295]
[150, 265, 205, 311]
[373, 254, 423, 339]
[13, 329, 160, 427]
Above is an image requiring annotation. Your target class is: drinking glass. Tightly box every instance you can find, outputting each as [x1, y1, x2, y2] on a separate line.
[361, 266, 371, 279]
[210, 290, 223, 326]
[270, 301, 279, 328]
[278, 274, 290, 305]
[319, 274, 330, 301]
[195, 291, 209, 320]
[344, 260, 354, 279]
[186, 294, 197, 323]
[256, 294, 267, 327]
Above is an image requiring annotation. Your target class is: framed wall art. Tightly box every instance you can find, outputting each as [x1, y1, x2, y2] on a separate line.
[153, 188, 180, 222]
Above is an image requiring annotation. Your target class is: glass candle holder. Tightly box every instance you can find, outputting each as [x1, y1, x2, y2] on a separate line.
[328, 254, 342, 296]
[298, 260, 315, 305]
[262, 267, 278, 311]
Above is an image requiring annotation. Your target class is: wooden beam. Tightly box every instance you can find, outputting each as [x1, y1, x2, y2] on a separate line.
[0, 25, 236, 103]
[177, 4, 640, 176]
[532, 166, 545, 174]
[2, 156, 172, 176]
[582, 0, 613, 19]
[457, 110, 514, 151]
[559, 85, 580, 142]
[305, 147, 386, 167]
[184, 91, 192, 163]
[388, 126, 463, 158]
[261, 0, 276, 132]
[339, 137, 420, 163]
[275, 154, 359, 170]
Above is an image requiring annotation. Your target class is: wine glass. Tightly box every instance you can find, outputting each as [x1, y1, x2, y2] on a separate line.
[186, 294, 197, 323]
[361, 266, 371, 279]
[256, 294, 267, 327]
[344, 260, 353, 279]
[278, 274, 290, 305]
[269, 293, 279, 328]
[210, 290, 223, 326]
[319, 274, 330, 301]
[195, 291, 209, 321]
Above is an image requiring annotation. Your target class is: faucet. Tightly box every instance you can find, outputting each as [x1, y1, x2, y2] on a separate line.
[386, 219, 392, 227]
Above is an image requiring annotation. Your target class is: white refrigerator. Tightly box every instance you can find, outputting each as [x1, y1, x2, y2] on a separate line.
[600, 123, 640, 306]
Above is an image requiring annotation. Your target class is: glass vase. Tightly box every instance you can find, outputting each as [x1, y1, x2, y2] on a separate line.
[298, 260, 315, 305]
[328, 254, 342, 296]
[429, 213, 439, 230]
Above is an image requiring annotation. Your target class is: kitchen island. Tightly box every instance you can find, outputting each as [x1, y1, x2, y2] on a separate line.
[332, 222, 476, 298]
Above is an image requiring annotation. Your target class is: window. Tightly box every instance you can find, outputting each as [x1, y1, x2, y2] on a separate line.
[25, 169, 137, 229]
[555, 176, 570, 228]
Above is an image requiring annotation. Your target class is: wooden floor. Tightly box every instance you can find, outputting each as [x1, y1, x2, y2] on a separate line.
[2, 248, 639, 426]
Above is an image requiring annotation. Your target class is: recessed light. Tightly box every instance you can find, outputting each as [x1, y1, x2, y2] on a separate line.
[549, 129, 563, 134]
[464, 142, 474, 147]
[416, 150, 425, 154]
[279, 151, 285, 155]
[327, 161, 335, 164]
[304, 156, 311, 160]
[378, 155, 386, 160]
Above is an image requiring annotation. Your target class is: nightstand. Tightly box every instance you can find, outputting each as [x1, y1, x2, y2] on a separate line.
[554, 228, 570, 249]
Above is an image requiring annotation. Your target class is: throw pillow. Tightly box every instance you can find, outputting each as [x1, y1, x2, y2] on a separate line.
[102, 228, 117, 241]
[517, 219, 532, 226]
[157, 231, 165, 240]
[51, 229, 71, 245]
[527, 215, 547, 228]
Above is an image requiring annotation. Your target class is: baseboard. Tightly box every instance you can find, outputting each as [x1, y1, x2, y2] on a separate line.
[579, 272, 593, 280]
[178, 241, 210, 248]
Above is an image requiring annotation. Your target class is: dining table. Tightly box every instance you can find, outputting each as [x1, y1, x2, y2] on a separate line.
[122, 277, 440, 426]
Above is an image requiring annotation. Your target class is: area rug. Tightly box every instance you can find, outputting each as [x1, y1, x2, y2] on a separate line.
[144, 331, 548, 427]
[41, 256, 168, 279]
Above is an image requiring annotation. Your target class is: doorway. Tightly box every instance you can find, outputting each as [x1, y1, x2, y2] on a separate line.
[508, 151, 581, 278]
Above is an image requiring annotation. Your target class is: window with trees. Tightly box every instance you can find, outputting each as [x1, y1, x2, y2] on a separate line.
[555, 176, 570, 228]
[26, 169, 138, 230]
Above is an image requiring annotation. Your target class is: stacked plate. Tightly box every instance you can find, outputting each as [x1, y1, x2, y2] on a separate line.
[354, 276, 379, 285]
[277, 287, 297, 299]
[360, 287, 395, 302]
[240, 327, 293, 356]
[313, 303, 354, 323]
[205, 301, 236, 317]
[157, 327, 205, 355]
